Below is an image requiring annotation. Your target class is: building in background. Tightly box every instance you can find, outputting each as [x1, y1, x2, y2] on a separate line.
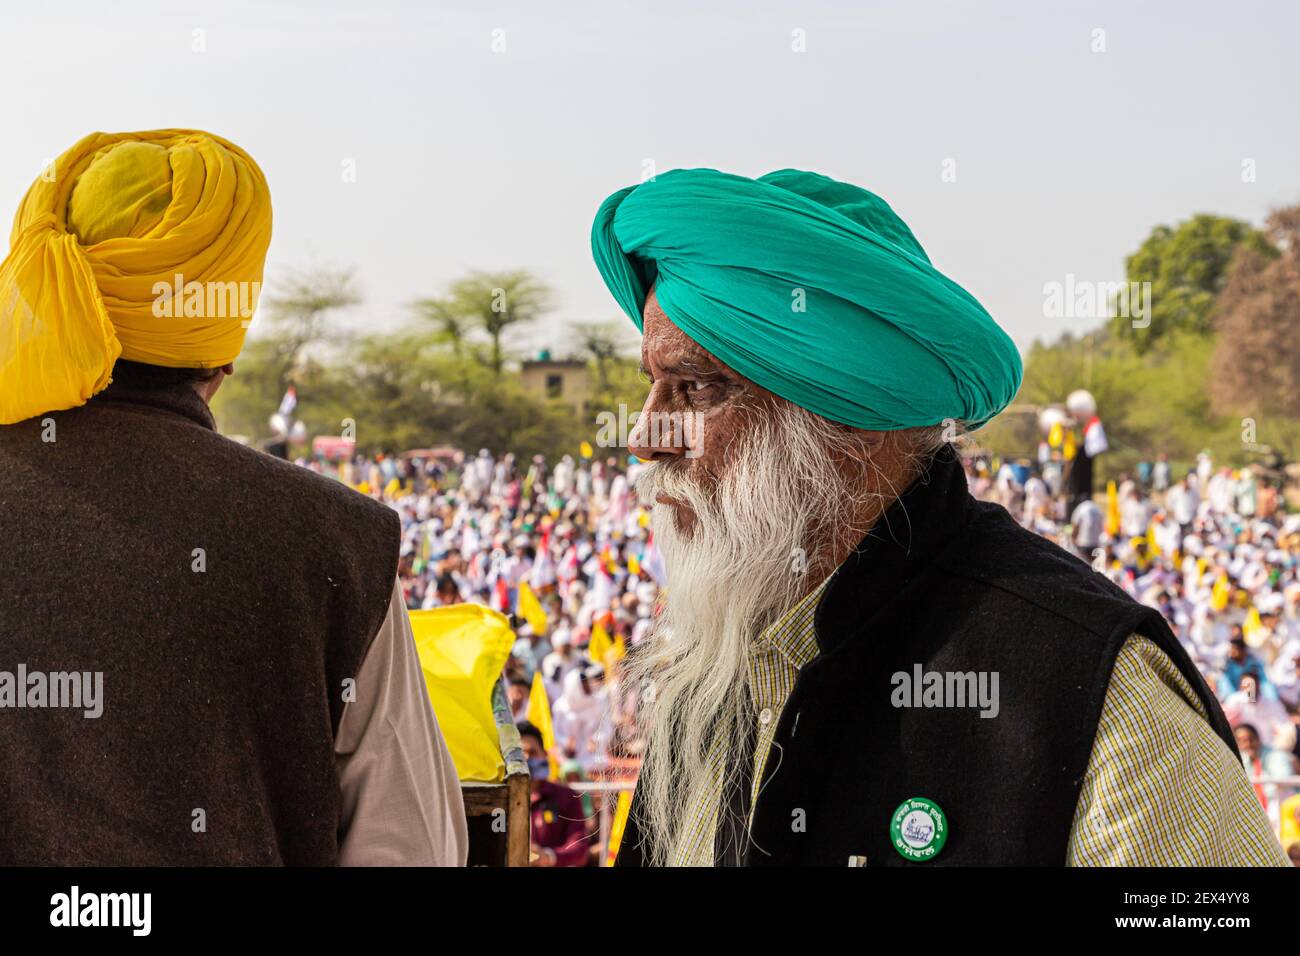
[520, 351, 591, 418]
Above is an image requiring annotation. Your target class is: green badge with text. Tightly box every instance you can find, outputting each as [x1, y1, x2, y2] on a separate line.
[890, 797, 948, 862]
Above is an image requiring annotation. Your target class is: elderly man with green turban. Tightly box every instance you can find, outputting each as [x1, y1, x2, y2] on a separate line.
[595, 168, 1285, 867]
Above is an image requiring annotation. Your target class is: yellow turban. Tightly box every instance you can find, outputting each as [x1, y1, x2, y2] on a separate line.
[0, 129, 272, 424]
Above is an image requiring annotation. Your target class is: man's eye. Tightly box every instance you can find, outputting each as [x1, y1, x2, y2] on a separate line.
[685, 381, 719, 400]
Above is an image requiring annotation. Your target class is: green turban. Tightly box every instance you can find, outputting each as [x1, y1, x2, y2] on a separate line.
[590, 168, 1022, 431]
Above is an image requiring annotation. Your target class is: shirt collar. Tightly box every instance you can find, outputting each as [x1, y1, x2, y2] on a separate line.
[92, 376, 217, 431]
[756, 576, 831, 669]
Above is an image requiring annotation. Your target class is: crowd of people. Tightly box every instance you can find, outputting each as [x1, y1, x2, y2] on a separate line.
[299, 448, 656, 864]
[294, 442, 1300, 865]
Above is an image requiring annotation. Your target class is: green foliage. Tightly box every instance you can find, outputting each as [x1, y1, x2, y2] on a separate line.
[978, 211, 1289, 485]
[421, 270, 555, 376]
[1111, 214, 1276, 354]
[212, 330, 594, 460]
[981, 326, 1277, 486]
[211, 267, 617, 461]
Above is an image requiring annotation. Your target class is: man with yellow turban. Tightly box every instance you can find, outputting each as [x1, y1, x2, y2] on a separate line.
[0, 131, 466, 865]
[598, 168, 1285, 867]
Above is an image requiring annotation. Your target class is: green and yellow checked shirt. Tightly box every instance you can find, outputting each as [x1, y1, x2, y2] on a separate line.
[670, 579, 1289, 866]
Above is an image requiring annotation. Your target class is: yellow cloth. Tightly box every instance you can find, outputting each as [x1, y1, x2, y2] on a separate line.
[517, 580, 549, 635]
[588, 621, 613, 663]
[1211, 574, 1231, 612]
[606, 789, 633, 866]
[0, 129, 272, 424]
[409, 603, 516, 783]
[1280, 794, 1300, 848]
[1104, 481, 1121, 538]
[1243, 606, 1266, 647]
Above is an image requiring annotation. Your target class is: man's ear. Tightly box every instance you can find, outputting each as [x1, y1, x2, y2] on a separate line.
[832, 424, 887, 464]
[198, 363, 235, 404]
[857, 429, 889, 457]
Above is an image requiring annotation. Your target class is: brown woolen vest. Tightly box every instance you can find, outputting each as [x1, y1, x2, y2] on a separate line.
[0, 376, 399, 864]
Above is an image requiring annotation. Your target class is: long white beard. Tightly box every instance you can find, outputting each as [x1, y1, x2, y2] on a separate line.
[626, 401, 880, 865]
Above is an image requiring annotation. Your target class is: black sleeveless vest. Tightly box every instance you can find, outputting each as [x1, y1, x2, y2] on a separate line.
[617, 450, 1235, 866]
[0, 378, 399, 865]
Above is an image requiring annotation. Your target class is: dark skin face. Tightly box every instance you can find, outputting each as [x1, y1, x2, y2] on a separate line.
[628, 288, 917, 595]
[628, 291, 770, 528]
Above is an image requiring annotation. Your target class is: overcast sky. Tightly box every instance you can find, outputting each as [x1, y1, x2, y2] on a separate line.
[2, 0, 1295, 356]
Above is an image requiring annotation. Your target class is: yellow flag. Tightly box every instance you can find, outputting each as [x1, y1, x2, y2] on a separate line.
[611, 634, 627, 663]
[1281, 794, 1300, 848]
[589, 621, 613, 663]
[527, 671, 560, 778]
[606, 789, 633, 866]
[409, 604, 516, 783]
[1211, 574, 1230, 612]
[628, 553, 641, 576]
[1104, 481, 1120, 539]
[1243, 607, 1266, 647]
[517, 580, 548, 635]
[579, 440, 594, 458]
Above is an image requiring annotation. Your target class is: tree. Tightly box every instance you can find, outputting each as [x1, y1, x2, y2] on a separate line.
[1111, 214, 1275, 354]
[259, 266, 361, 393]
[1210, 202, 1300, 454]
[980, 325, 1248, 484]
[413, 295, 472, 360]
[569, 320, 632, 394]
[445, 270, 554, 376]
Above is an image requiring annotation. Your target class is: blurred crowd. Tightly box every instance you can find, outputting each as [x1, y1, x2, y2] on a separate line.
[294, 443, 1300, 865]
[301, 447, 657, 865]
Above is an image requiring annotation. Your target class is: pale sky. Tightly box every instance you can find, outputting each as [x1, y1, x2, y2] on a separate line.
[2, 0, 1295, 356]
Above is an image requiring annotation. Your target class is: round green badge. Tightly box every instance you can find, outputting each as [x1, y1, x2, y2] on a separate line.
[890, 797, 948, 862]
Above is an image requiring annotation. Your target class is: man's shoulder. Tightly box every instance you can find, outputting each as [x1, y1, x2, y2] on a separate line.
[934, 499, 1149, 640]
[179, 427, 400, 542]
[223, 436, 395, 523]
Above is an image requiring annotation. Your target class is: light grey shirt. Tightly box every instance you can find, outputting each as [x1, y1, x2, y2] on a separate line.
[334, 579, 468, 866]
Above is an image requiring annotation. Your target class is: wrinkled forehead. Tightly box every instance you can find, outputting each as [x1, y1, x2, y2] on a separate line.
[639, 288, 733, 378]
